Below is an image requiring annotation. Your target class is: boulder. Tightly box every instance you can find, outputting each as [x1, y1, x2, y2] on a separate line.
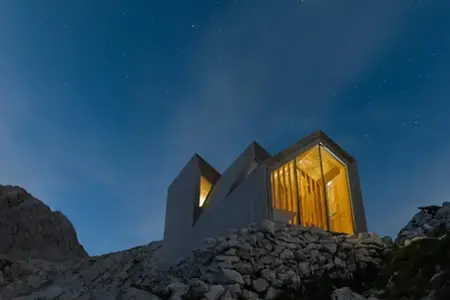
[396, 202, 450, 244]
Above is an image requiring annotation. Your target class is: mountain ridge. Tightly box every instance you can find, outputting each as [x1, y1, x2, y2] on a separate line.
[0, 184, 88, 261]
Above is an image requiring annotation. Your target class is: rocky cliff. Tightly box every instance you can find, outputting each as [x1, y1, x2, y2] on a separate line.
[0, 185, 88, 261]
[1, 184, 450, 300]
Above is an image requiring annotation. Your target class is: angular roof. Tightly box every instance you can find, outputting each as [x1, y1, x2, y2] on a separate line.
[250, 141, 272, 162]
[171, 130, 354, 189]
[262, 130, 356, 167]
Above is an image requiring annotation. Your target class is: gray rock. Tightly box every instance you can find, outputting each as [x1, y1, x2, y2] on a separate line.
[215, 255, 240, 263]
[260, 269, 276, 282]
[229, 283, 242, 298]
[294, 250, 307, 262]
[225, 248, 237, 256]
[204, 285, 225, 300]
[219, 288, 234, 300]
[320, 242, 337, 254]
[381, 236, 393, 246]
[279, 249, 294, 260]
[298, 261, 313, 277]
[252, 278, 269, 293]
[264, 286, 282, 300]
[260, 219, 275, 235]
[0, 185, 88, 261]
[236, 248, 252, 260]
[188, 279, 209, 297]
[243, 274, 252, 286]
[331, 287, 367, 300]
[334, 257, 347, 269]
[167, 282, 188, 297]
[121, 287, 162, 300]
[270, 278, 284, 288]
[234, 262, 254, 275]
[218, 268, 244, 285]
[242, 289, 259, 300]
[396, 202, 450, 243]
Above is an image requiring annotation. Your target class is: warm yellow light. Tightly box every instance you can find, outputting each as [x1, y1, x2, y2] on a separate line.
[269, 145, 354, 234]
[320, 146, 354, 234]
[199, 176, 212, 207]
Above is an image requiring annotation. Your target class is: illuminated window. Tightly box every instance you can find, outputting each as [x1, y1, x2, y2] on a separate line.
[270, 160, 299, 225]
[199, 176, 212, 207]
[270, 144, 354, 234]
[295, 146, 328, 230]
[320, 146, 354, 234]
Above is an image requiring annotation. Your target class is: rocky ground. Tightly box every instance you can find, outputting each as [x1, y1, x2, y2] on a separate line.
[1, 184, 450, 300]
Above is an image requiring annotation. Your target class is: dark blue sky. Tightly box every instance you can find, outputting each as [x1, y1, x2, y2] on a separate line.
[1, 0, 449, 255]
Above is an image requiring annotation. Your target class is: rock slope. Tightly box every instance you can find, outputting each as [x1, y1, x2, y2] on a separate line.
[0, 242, 163, 300]
[1, 185, 450, 300]
[396, 202, 450, 244]
[140, 221, 386, 300]
[0, 185, 88, 261]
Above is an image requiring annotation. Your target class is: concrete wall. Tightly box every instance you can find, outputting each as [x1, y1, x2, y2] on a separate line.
[163, 144, 271, 266]
[163, 155, 201, 265]
[202, 143, 264, 215]
[191, 165, 269, 250]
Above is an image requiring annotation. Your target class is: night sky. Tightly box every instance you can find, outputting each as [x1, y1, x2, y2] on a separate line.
[1, 0, 449, 256]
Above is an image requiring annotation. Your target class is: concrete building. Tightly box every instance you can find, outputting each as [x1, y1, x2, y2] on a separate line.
[163, 130, 367, 265]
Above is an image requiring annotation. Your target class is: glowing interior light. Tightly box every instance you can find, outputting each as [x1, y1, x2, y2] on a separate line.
[199, 176, 212, 207]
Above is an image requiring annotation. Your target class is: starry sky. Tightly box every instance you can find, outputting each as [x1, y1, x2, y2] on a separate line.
[1, 0, 449, 256]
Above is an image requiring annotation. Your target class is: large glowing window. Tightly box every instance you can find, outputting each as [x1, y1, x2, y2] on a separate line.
[270, 144, 354, 234]
[295, 146, 328, 230]
[199, 176, 212, 207]
[320, 147, 354, 234]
